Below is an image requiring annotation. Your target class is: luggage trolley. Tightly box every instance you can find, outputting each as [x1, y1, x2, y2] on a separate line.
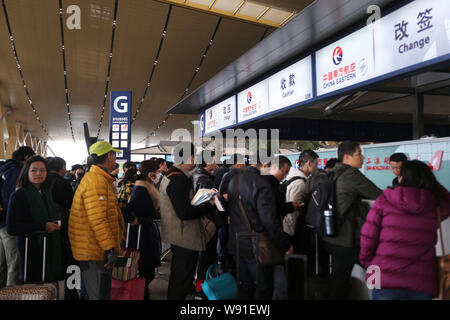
[153, 219, 170, 281]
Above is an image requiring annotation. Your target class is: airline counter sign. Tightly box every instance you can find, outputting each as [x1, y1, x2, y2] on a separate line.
[110, 91, 131, 161]
[374, 0, 450, 77]
[268, 56, 313, 112]
[237, 80, 269, 123]
[316, 0, 450, 97]
[204, 96, 236, 135]
[316, 25, 375, 97]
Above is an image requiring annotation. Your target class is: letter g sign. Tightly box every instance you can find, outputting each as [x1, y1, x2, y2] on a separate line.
[114, 96, 128, 113]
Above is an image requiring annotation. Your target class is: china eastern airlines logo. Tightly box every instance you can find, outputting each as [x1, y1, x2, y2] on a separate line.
[247, 91, 252, 104]
[332, 46, 343, 65]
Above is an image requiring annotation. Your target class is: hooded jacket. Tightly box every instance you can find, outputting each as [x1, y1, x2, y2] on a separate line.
[0, 159, 22, 228]
[360, 185, 450, 296]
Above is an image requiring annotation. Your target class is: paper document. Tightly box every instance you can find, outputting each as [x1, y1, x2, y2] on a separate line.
[191, 188, 216, 206]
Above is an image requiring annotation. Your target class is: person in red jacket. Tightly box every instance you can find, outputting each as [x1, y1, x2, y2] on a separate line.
[360, 160, 450, 300]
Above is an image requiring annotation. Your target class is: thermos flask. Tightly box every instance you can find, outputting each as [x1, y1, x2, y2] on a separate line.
[323, 209, 335, 237]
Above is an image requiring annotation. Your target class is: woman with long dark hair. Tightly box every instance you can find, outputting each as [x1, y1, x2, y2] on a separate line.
[117, 168, 137, 213]
[360, 160, 450, 300]
[125, 159, 161, 300]
[6, 155, 63, 283]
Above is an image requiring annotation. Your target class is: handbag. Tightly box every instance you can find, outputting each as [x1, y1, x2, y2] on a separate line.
[201, 216, 217, 244]
[112, 224, 142, 281]
[201, 264, 237, 300]
[437, 207, 450, 300]
[235, 175, 284, 265]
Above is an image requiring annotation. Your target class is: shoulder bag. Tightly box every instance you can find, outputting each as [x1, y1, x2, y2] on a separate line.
[235, 174, 284, 265]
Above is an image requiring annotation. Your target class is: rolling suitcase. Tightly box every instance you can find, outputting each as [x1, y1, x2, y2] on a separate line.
[111, 224, 146, 300]
[0, 236, 59, 300]
[285, 254, 308, 300]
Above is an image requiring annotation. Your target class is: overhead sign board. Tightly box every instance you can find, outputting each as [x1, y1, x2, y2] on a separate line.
[110, 91, 131, 161]
[315, 27, 376, 97]
[204, 96, 236, 135]
[373, 0, 450, 76]
[316, 0, 450, 97]
[237, 80, 269, 123]
[268, 55, 313, 112]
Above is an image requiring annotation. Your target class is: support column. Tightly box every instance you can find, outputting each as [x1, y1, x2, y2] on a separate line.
[5, 114, 17, 159]
[412, 92, 424, 140]
[0, 104, 4, 159]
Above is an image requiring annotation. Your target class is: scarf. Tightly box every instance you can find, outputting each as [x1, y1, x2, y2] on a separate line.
[134, 180, 160, 210]
[24, 185, 62, 282]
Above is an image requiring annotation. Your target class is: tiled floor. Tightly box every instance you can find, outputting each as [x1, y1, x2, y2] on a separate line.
[148, 251, 171, 300]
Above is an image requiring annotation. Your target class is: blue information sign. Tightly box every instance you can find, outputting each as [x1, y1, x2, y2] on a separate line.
[110, 91, 132, 161]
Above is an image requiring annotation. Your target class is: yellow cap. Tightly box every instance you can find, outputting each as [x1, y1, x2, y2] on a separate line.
[89, 141, 120, 157]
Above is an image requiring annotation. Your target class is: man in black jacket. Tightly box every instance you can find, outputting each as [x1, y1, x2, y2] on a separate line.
[227, 154, 293, 299]
[191, 151, 221, 291]
[263, 156, 302, 299]
[46, 157, 78, 300]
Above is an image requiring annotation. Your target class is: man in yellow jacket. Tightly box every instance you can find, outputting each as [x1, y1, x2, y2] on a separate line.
[69, 141, 125, 300]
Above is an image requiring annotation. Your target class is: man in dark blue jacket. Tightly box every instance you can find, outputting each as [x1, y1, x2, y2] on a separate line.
[0, 146, 35, 288]
[227, 154, 293, 299]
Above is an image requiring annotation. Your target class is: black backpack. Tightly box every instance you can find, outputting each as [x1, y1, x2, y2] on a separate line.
[279, 176, 306, 201]
[305, 168, 348, 237]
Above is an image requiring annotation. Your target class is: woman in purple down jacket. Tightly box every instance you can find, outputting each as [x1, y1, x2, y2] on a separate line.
[360, 160, 450, 300]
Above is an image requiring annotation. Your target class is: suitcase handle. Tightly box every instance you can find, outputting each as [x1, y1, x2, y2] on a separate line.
[24, 235, 47, 283]
[125, 223, 142, 249]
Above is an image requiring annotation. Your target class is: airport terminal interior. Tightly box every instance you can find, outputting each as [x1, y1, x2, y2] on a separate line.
[0, 0, 449, 302]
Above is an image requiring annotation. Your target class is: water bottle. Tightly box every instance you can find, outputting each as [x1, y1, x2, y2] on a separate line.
[323, 209, 335, 237]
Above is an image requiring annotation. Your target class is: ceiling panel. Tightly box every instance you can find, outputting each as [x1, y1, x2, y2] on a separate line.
[0, 0, 64, 140]
[238, 2, 267, 19]
[100, 0, 171, 141]
[264, 8, 292, 24]
[131, 5, 218, 143]
[213, 0, 243, 12]
[188, 18, 268, 99]
[63, 0, 115, 141]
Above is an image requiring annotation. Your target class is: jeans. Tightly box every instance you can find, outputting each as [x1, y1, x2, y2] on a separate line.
[235, 255, 274, 300]
[272, 265, 287, 300]
[0, 227, 19, 288]
[79, 260, 112, 300]
[372, 288, 433, 300]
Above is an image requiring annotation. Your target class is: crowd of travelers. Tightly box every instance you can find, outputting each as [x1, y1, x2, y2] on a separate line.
[0, 139, 449, 300]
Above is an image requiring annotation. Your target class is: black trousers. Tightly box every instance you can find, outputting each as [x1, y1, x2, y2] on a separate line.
[168, 245, 199, 300]
[325, 242, 360, 299]
[141, 268, 155, 300]
[197, 233, 218, 280]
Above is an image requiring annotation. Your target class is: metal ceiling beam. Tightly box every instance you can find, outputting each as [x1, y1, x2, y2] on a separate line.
[154, 0, 285, 28]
